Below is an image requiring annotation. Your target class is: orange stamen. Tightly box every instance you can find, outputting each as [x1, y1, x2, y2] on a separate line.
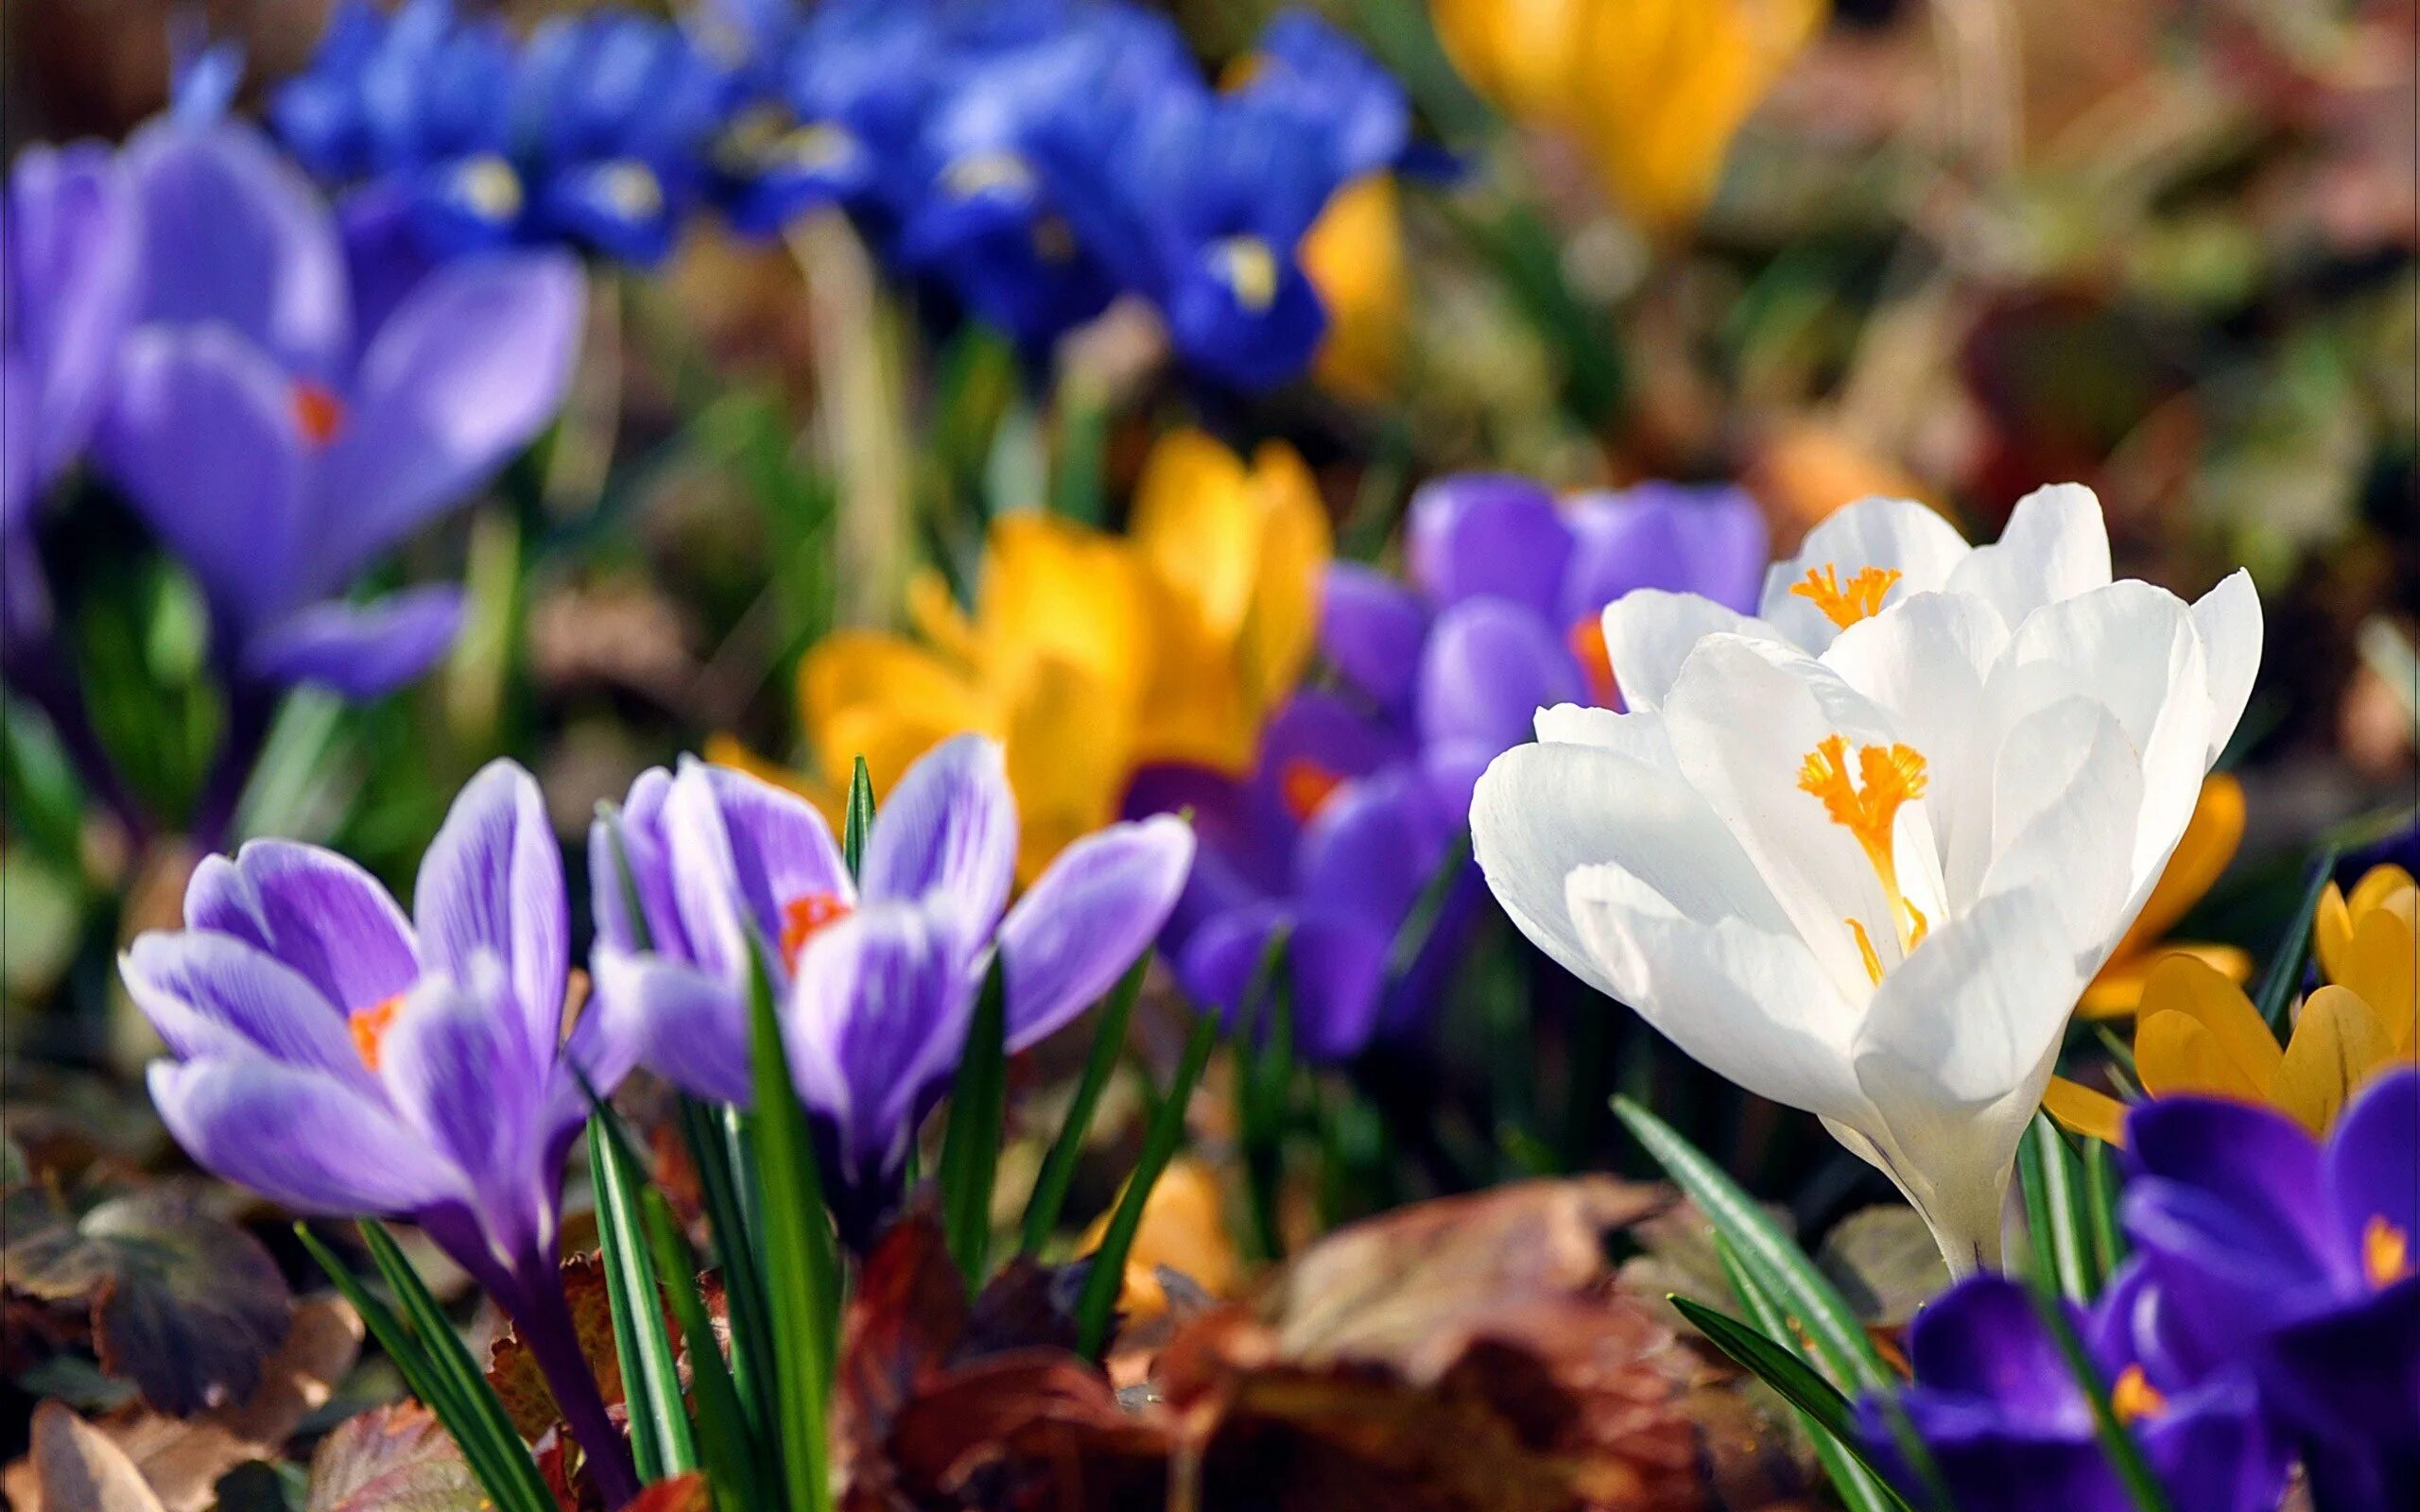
[1279, 759, 1346, 824]
[291, 382, 346, 446]
[349, 993, 405, 1073]
[2112, 1365, 2167, 1425]
[780, 892, 853, 970]
[1800, 733, 1933, 970]
[1791, 563, 1902, 629]
[1568, 617, 1619, 709]
[2365, 1215, 2412, 1289]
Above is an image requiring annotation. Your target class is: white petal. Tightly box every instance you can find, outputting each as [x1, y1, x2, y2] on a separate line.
[1530, 702, 1680, 774]
[1821, 591, 2010, 905]
[1979, 696, 2144, 971]
[1661, 634, 1924, 994]
[1566, 861, 1864, 1120]
[1597, 590, 1768, 713]
[1944, 483, 2111, 627]
[1757, 497, 1971, 652]
[2189, 569, 2262, 765]
[1851, 886, 2087, 1271]
[1993, 580, 2214, 898]
[1471, 738, 1781, 1000]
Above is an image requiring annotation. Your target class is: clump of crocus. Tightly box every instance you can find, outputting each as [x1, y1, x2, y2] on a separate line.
[1475, 486, 2261, 1270]
[768, 428, 1324, 880]
[123, 761, 641, 1503]
[1146, 472, 1766, 1061]
[591, 734, 1193, 1243]
[1861, 1072, 2419, 1512]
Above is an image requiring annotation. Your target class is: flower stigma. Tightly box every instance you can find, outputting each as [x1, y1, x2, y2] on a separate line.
[781, 892, 853, 970]
[291, 382, 346, 446]
[1568, 617, 1618, 708]
[1791, 563, 1902, 629]
[1280, 758, 1345, 823]
[2112, 1365, 2167, 1425]
[1798, 733, 1931, 983]
[2365, 1214, 2412, 1289]
[349, 993, 406, 1073]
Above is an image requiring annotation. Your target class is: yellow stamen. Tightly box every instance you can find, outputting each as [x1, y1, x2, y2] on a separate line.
[1215, 236, 1280, 312]
[1791, 563, 1903, 629]
[1799, 733, 1932, 971]
[2365, 1215, 2412, 1289]
[780, 892, 853, 971]
[2112, 1365, 2167, 1425]
[455, 154, 524, 221]
[349, 994, 406, 1073]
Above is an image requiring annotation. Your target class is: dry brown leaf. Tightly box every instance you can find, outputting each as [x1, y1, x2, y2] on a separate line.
[24, 1400, 167, 1512]
[487, 1253, 623, 1441]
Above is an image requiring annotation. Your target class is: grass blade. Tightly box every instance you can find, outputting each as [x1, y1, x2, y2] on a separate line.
[1020, 951, 1149, 1254]
[2083, 1137, 2128, 1280]
[678, 1095, 774, 1438]
[745, 944, 838, 1512]
[1613, 1097, 1893, 1393]
[1077, 1008, 1219, 1357]
[587, 1116, 697, 1478]
[637, 1185, 770, 1509]
[2255, 843, 2339, 1032]
[1672, 1295, 1909, 1512]
[297, 1226, 551, 1512]
[2017, 1114, 2096, 1301]
[842, 756, 875, 880]
[2025, 1282, 2178, 1512]
[939, 954, 1010, 1290]
[1233, 930, 1295, 1264]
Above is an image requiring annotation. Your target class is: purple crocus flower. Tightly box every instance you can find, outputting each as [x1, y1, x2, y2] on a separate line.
[590, 734, 1193, 1243]
[123, 761, 641, 1504]
[2118, 1071, 2420, 1510]
[1853, 1271, 2288, 1512]
[1141, 473, 1768, 1059]
[2, 143, 140, 577]
[95, 116, 582, 704]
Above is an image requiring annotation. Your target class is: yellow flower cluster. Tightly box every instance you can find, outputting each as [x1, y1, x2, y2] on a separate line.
[1430, 0, 1826, 233]
[2049, 858, 2418, 1142]
[732, 430, 1328, 882]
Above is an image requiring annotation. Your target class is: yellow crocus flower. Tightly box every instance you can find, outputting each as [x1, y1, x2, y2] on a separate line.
[746, 430, 1329, 882]
[2048, 862, 2419, 1143]
[1431, 0, 1826, 234]
[2077, 774, 2256, 1017]
[1301, 175, 1407, 404]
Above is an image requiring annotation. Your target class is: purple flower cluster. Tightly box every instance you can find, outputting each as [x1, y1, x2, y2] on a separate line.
[1139, 472, 1766, 1060]
[1860, 1070, 2420, 1512]
[591, 734, 1192, 1242]
[126, 737, 1193, 1492]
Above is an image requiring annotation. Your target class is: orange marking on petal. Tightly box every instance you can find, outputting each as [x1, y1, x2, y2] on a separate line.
[349, 993, 405, 1073]
[2112, 1365, 2167, 1425]
[1568, 617, 1619, 708]
[780, 892, 853, 970]
[2365, 1215, 2412, 1289]
[1279, 758, 1346, 824]
[1791, 563, 1902, 629]
[291, 382, 346, 446]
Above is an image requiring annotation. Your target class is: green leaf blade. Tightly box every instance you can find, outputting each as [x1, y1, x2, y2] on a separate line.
[938, 954, 1010, 1290]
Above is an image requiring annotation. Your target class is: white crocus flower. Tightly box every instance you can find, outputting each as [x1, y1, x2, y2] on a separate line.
[1472, 487, 2261, 1272]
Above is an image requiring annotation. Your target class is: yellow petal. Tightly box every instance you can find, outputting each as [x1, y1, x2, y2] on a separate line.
[2135, 954, 2283, 1095]
[905, 567, 982, 670]
[2273, 985, 2400, 1134]
[1131, 429, 1258, 643]
[1565, 0, 1825, 232]
[2104, 775, 2244, 967]
[2338, 904, 2417, 1055]
[2347, 863, 2416, 921]
[1303, 175, 1405, 404]
[1003, 653, 1137, 881]
[1236, 441, 1330, 714]
[981, 513, 1150, 698]
[1079, 1157, 1239, 1320]
[1132, 576, 1256, 777]
[1429, 0, 1589, 120]
[2080, 942, 2255, 1020]
[2043, 1076, 2131, 1146]
[799, 630, 988, 778]
[2315, 881, 2356, 988]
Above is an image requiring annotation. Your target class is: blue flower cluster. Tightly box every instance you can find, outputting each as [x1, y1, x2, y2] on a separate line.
[273, 0, 1418, 388]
